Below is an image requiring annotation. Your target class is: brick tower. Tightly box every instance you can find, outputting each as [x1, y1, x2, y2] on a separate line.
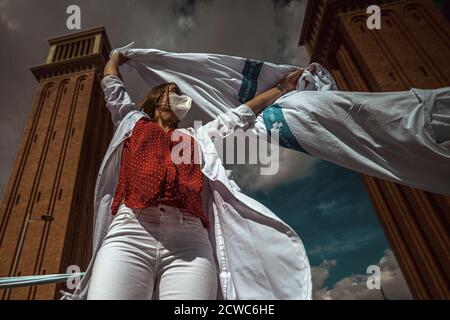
[0, 27, 113, 299]
[299, 0, 450, 299]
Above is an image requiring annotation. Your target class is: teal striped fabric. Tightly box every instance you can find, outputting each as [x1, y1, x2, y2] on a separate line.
[238, 58, 264, 103]
[262, 103, 310, 154]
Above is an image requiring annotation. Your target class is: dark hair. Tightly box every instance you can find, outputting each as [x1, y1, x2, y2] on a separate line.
[140, 82, 181, 120]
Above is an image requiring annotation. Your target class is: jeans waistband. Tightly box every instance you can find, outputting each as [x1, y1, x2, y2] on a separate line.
[117, 203, 200, 225]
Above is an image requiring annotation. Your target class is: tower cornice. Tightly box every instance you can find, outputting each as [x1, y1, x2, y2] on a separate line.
[30, 53, 106, 80]
[30, 26, 111, 80]
[299, 0, 399, 64]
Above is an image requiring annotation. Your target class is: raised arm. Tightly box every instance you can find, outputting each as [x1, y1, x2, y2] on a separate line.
[102, 53, 138, 127]
[196, 68, 304, 140]
[246, 68, 304, 115]
[104, 52, 129, 80]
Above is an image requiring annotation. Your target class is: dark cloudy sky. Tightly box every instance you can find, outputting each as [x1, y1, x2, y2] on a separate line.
[0, 0, 412, 299]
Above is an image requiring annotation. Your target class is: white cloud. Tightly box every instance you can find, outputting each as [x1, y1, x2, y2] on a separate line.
[0, 0, 19, 30]
[177, 15, 195, 30]
[1, 13, 18, 30]
[311, 259, 337, 290]
[229, 147, 318, 192]
[272, 0, 310, 66]
[312, 249, 413, 300]
[308, 230, 380, 258]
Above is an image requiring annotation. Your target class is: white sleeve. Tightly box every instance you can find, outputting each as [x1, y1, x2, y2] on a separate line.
[101, 75, 138, 126]
[195, 103, 257, 141]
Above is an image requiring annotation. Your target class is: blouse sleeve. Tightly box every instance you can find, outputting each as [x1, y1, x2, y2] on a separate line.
[101, 74, 139, 127]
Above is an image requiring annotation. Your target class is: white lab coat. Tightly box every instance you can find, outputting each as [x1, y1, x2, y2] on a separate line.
[61, 75, 312, 300]
[117, 44, 449, 195]
[251, 87, 450, 195]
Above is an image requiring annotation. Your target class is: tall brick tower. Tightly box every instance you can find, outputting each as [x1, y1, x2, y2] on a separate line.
[299, 0, 450, 299]
[0, 27, 113, 299]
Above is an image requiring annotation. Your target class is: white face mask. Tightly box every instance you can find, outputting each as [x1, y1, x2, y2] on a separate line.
[168, 92, 192, 121]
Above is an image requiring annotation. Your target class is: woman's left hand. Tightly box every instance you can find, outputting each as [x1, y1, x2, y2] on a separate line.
[278, 68, 304, 94]
[245, 68, 304, 115]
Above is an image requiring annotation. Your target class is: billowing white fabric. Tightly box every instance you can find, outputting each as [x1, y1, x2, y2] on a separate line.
[254, 88, 450, 195]
[115, 42, 303, 118]
[115, 43, 450, 195]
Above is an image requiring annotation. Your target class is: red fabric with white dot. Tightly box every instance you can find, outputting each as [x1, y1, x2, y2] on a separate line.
[111, 118, 209, 230]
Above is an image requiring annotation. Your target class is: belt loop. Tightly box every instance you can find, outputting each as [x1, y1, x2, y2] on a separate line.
[179, 212, 183, 224]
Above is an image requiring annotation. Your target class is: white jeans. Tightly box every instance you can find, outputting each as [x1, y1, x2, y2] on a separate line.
[87, 203, 218, 300]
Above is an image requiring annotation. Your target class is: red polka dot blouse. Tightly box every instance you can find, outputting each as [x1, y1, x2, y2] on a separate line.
[110, 118, 209, 230]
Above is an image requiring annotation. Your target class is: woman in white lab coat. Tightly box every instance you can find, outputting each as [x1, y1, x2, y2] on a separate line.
[66, 52, 311, 300]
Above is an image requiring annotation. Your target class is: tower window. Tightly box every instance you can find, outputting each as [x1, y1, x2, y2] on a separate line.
[34, 134, 38, 143]
[74, 41, 80, 57]
[71, 128, 75, 137]
[54, 46, 62, 62]
[52, 131, 56, 140]
[68, 43, 75, 59]
[62, 44, 69, 60]
[80, 40, 86, 56]
[58, 189, 63, 200]
[419, 66, 428, 77]
[388, 72, 397, 82]
[40, 215, 53, 222]
[36, 191, 41, 203]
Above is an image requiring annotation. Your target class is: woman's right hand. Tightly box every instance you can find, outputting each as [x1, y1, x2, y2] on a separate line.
[104, 52, 129, 79]
[111, 52, 129, 66]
